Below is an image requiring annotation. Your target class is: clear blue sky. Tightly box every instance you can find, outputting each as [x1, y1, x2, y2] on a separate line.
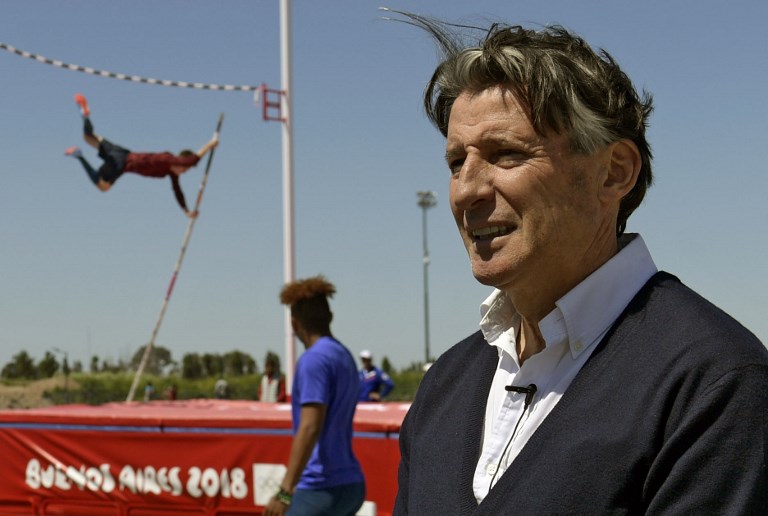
[1, 0, 766, 372]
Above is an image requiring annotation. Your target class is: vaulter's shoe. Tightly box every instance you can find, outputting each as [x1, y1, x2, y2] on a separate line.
[74, 93, 90, 118]
[64, 146, 82, 159]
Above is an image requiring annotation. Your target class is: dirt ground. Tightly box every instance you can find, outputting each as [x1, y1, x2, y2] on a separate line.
[0, 377, 72, 410]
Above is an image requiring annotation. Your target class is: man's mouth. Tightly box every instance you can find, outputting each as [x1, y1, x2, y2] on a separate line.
[470, 225, 513, 241]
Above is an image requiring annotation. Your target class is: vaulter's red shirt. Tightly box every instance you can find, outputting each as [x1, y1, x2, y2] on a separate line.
[124, 152, 201, 212]
[124, 152, 200, 177]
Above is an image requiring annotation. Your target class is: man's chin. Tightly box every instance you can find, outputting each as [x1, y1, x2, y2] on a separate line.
[471, 267, 507, 288]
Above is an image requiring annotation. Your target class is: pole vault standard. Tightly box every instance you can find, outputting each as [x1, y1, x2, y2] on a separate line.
[126, 113, 225, 403]
[280, 0, 297, 396]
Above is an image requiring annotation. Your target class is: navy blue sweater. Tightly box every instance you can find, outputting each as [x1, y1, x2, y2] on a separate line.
[395, 272, 768, 515]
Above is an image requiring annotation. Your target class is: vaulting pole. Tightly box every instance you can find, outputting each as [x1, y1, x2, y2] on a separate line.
[126, 114, 225, 402]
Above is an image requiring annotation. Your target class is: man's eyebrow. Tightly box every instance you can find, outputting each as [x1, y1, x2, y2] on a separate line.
[444, 143, 465, 163]
[444, 133, 530, 161]
[444, 150, 458, 163]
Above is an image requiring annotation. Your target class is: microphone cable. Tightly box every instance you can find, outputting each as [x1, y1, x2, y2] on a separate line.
[487, 384, 537, 494]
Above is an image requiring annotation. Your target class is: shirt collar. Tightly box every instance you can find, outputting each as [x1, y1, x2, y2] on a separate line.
[479, 289, 517, 344]
[479, 233, 658, 358]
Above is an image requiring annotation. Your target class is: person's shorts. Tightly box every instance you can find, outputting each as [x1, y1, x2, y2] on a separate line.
[97, 139, 130, 184]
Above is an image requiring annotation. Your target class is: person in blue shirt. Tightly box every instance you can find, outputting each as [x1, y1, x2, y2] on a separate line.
[265, 275, 365, 516]
[358, 350, 395, 402]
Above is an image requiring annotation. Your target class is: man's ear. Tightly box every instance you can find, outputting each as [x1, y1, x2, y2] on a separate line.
[600, 139, 641, 203]
[290, 316, 304, 344]
[290, 316, 302, 336]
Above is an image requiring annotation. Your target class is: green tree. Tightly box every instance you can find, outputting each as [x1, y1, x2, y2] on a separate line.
[90, 355, 100, 373]
[224, 351, 243, 376]
[182, 353, 203, 379]
[38, 351, 59, 378]
[201, 353, 223, 378]
[389, 368, 425, 401]
[2, 351, 37, 379]
[403, 360, 426, 373]
[130, 345, 174, 376]
[381, 356, 393, 374]
[99, 358, 126, 373]
[223, 350, 256, 376]
[245, 354, 256, 374]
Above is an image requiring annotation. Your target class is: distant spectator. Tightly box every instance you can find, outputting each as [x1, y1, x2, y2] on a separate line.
[358, 350, 394, 402]
[259, 354, 287, 402]
[143, 382, 155, 402]
[165, 383, 178, 401]
[214, 378, 229, 399]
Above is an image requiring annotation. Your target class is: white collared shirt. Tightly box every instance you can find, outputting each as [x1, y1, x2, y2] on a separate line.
[472, 234, 658, 503]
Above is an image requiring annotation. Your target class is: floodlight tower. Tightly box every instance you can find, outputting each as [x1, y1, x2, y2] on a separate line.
[51, 346, 70, 402]
[417, 191, 437, 364]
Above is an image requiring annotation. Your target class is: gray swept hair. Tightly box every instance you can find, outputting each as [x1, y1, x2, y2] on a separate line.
[387, 10, 654, 236]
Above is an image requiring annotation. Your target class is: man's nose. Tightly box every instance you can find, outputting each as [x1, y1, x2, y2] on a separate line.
[451, 156, 494, 210]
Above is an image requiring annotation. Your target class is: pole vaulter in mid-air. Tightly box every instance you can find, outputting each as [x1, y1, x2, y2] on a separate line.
[65, 93, 219, 218]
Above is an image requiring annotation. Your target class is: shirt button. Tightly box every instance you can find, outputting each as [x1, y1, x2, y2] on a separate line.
[574, 341, 584, 352]
[486, 463, 497, 475]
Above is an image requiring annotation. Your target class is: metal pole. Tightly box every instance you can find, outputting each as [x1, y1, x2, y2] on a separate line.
[422, 207, 430, 364]
[52, 347, 69, 403]
[280, 0, 296, 395]
[417, 191, 437, 364]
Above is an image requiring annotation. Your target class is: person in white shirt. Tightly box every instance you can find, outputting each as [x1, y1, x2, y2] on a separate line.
[391, 11, 768, 515]
[259, 353, 286, 403]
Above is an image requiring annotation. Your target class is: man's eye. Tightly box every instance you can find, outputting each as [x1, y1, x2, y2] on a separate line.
[448, 159, 464, 175]
[494, 149, 524, 165]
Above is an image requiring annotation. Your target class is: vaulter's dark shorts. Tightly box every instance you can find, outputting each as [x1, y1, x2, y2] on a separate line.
[97, 138, 130, 184]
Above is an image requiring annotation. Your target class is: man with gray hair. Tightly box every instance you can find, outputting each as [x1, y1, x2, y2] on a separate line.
[390, 11, 768, 514]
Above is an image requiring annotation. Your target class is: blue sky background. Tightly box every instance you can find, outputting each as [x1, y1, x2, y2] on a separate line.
[1, 0, 766, 372]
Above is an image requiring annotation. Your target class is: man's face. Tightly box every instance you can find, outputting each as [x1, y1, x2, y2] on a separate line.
[446, 87, 610, 303]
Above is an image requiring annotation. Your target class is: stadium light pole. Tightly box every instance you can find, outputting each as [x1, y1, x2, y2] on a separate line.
[417, 191, 437, 364]
[51, 346, 70, 402]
